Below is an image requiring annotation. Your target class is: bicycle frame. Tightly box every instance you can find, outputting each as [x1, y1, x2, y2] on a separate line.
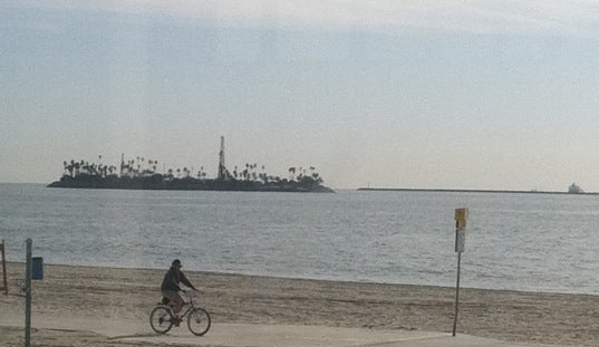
[167, 290, 196, 318]
[177, 302, 194, 319]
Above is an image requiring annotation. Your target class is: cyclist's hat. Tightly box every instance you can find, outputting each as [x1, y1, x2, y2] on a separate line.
[172, 259, 182, 268]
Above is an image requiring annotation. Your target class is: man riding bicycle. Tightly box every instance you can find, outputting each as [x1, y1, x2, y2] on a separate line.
[161, 259, 198, 320]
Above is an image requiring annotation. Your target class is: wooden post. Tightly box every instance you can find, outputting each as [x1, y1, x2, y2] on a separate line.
[25, 238, 32, 347]
[1, 239, 7, 295]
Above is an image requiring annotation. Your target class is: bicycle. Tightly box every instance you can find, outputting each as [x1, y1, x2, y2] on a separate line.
[149, 290, 211, 336]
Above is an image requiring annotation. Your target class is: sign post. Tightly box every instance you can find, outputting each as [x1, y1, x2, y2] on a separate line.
[1, 240, 7, 295]
[452, 208, 468, 337]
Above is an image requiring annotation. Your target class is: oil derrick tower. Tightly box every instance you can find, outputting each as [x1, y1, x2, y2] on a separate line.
[218, 136, 226, 180]
[120, 153, 125, 177]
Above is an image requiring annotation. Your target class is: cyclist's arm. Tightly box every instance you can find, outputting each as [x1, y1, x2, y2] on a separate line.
[180, 272, 197, 291]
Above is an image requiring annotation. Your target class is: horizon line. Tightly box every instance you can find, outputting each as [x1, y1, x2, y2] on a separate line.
[357, 187, 597, 195]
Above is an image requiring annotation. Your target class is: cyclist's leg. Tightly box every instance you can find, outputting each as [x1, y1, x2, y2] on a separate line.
[172, 293, 184, 315]
[162, 289, 182, 314]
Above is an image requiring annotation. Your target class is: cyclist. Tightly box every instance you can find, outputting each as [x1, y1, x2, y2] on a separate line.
[161, 259, 198, 322]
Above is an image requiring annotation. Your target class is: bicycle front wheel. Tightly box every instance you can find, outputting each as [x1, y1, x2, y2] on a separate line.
[187, 307, 211, 336]
[150, 305, 174, 334]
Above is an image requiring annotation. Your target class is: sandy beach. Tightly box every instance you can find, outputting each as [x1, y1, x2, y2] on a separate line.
[1, 262, 599, 346]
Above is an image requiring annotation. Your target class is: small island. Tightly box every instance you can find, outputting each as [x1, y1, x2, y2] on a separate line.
[48, 137, 334, 193]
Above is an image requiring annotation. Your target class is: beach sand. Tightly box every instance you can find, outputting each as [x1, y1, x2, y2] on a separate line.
[1, 262, 599, 346]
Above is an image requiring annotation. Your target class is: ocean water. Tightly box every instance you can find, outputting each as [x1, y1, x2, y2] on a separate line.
[1, 183, 599, 294]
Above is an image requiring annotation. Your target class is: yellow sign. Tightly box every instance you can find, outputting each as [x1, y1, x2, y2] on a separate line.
[454, 208, 469, 222]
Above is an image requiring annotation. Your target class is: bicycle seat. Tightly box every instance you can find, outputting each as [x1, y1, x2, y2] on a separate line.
[161, 297, 171, 305]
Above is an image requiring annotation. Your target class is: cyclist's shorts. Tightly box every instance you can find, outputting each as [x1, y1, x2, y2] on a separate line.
[162, 290, 179, 301]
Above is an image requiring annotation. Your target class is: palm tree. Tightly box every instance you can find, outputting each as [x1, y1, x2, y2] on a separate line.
[89, 163, 97, 175]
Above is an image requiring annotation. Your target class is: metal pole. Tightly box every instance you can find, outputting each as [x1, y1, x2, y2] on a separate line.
[25, 238, 32, 347]
[452, 250, 462, 336]
[1, 239, 8, 295]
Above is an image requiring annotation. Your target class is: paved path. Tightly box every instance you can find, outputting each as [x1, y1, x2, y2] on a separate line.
[0, 311, 566, 347]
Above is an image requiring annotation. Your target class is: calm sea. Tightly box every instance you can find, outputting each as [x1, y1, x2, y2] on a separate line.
[1, 183, 599, 294]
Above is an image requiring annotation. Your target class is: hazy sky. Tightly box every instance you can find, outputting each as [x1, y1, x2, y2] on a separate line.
[2, 0, 599, 191]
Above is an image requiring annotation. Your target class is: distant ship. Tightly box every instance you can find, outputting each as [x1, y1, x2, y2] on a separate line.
[568, 183, 583, 194]
[47, 137, 334, 193]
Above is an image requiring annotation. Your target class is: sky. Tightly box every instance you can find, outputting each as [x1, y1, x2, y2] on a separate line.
[2, 0, 599, 191]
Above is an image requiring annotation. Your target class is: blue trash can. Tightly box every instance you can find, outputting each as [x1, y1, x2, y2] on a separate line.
[32, 257, 43, 280]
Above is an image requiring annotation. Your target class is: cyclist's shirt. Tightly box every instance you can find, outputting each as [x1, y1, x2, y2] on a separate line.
[161, 267, 194, 291]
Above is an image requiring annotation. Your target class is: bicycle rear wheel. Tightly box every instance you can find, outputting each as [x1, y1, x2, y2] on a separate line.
[187, 307, 211, 336]
[150, 305, 174, 334]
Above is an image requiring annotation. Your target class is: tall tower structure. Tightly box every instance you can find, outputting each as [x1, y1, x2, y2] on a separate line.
[218, 136, 226, 180]
[120, 153, 125, 177]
